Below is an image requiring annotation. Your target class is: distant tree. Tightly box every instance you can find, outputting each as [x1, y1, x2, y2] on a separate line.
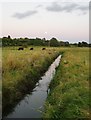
[82, 41, 88, 47]
[42, 38, 46, 46]
[25, 37, 28, 40]
[70, 43, 78, 47]
[78, 41, 88, 47]
[60, 41, 65, 46]
[64, 41, 70, 47]
[89, 44, 91, 47]
[36, 37, 41, 41]
[78, 42, 82, 47]
[42, 38, 46, 41]
[45, 40, 49, 46]
[2, 36, 90, 47]
[35, 37, 43, 46]
[8, 35, 11, 39]
[50, 37, 60, 47]
[0, 38, 2, 47]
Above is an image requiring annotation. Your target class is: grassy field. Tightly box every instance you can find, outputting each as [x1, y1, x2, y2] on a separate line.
[43, 47, 90, 119]
[2, 47, 90, 118]
[0, 47, 2, 119]
[2, 46, 61, 115]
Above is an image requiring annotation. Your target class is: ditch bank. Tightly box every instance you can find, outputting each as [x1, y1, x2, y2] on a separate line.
[43, 49, 89, 119]
[4, 55, 62, 118]
[3, 51, 62, 117]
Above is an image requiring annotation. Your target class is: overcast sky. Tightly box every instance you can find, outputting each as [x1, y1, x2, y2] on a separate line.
[0, 0, 90, 43]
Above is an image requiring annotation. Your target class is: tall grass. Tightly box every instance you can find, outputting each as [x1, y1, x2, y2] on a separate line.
[2, 46, 61, 116]
[0, 47, 2, 119]
[43, 48, 90, 119]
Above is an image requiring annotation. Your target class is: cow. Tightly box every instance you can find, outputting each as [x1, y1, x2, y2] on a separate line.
[48, 52, 51, 54]
[30, 48, 33, 50]
[18, 47, 24, 50]
[42, 48, 46, 50]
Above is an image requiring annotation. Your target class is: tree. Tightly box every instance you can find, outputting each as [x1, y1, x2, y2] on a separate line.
[78, 41, 88, 47]
[60, 41, 65, 46]
[50, 37, 60, 47]
[82, 41, 88, 47]
[64, 41, 70, 47]
[8, 35, 11, 39]
[78, 42, 82, 47]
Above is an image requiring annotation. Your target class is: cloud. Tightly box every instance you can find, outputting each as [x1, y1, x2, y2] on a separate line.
[46, 2, 62, 12]
[46, 2, 89, 14]
[12, 10, 37, 19]
[36, 4, 43, 8]
[77, 5, 89, 11]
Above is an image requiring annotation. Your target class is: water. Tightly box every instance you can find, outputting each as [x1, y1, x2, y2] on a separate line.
[6, 55, 62, 118]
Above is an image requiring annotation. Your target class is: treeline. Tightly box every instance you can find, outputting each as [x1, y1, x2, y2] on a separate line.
[0, 35, 90, 47]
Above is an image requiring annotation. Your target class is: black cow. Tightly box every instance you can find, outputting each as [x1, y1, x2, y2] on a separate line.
[42, 48, 46, 50]
[30, 48, 33, 50]
[48, 52, 51, 54]
[18, 47, 24, 50]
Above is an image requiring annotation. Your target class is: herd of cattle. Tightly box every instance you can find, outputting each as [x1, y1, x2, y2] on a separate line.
[18, 47, 46, 50]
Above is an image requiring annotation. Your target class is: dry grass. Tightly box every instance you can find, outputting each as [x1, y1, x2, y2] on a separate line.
[2, 46, 61, 115]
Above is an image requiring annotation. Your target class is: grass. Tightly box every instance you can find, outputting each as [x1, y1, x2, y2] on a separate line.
[2, 46, 61, 116]
[0, 47, 2, 119]
[43, 47, 90, 119]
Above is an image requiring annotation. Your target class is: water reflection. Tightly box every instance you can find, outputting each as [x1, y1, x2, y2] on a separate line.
[6, 55, 61, 118]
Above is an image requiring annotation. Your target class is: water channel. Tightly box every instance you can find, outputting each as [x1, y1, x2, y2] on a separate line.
[6, 55, 62, 118]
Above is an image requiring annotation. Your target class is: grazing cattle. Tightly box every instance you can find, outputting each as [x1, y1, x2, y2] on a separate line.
[42, 48, 46, 50]
[18, 47, 24, 50]
[30, 48, 33, 50]
[48, 52, 51, 54]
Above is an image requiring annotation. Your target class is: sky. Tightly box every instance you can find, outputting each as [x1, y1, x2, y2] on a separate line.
[0, 0, 90, 43]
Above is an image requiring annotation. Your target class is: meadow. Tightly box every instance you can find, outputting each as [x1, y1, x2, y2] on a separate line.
[2, 46, 90, 119]
[0, 47, 2, 119]
[43, 47, 90, 119]
[2, 46, 61, 115]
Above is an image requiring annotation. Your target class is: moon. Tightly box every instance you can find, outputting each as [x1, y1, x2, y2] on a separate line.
[45, 32, 47, 34]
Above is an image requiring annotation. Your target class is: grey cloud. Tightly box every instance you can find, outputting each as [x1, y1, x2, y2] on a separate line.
[62, 3, 79, 12]
[77, 5, 88, 11]
[46, 2, 62, 12]
[12, 10, 37, 19]
[46, 2, 89, 14]
[36, 4, 43, 8]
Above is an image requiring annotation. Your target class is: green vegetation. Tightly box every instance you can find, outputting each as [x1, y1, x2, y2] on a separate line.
[1, 36, 90, 47]
[2, 46, 61, 115]
[2, 46, 90, 118]
[0, 47, 2, 92]
[0, 47, 2, 118]
[43, 48, 90, 119]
